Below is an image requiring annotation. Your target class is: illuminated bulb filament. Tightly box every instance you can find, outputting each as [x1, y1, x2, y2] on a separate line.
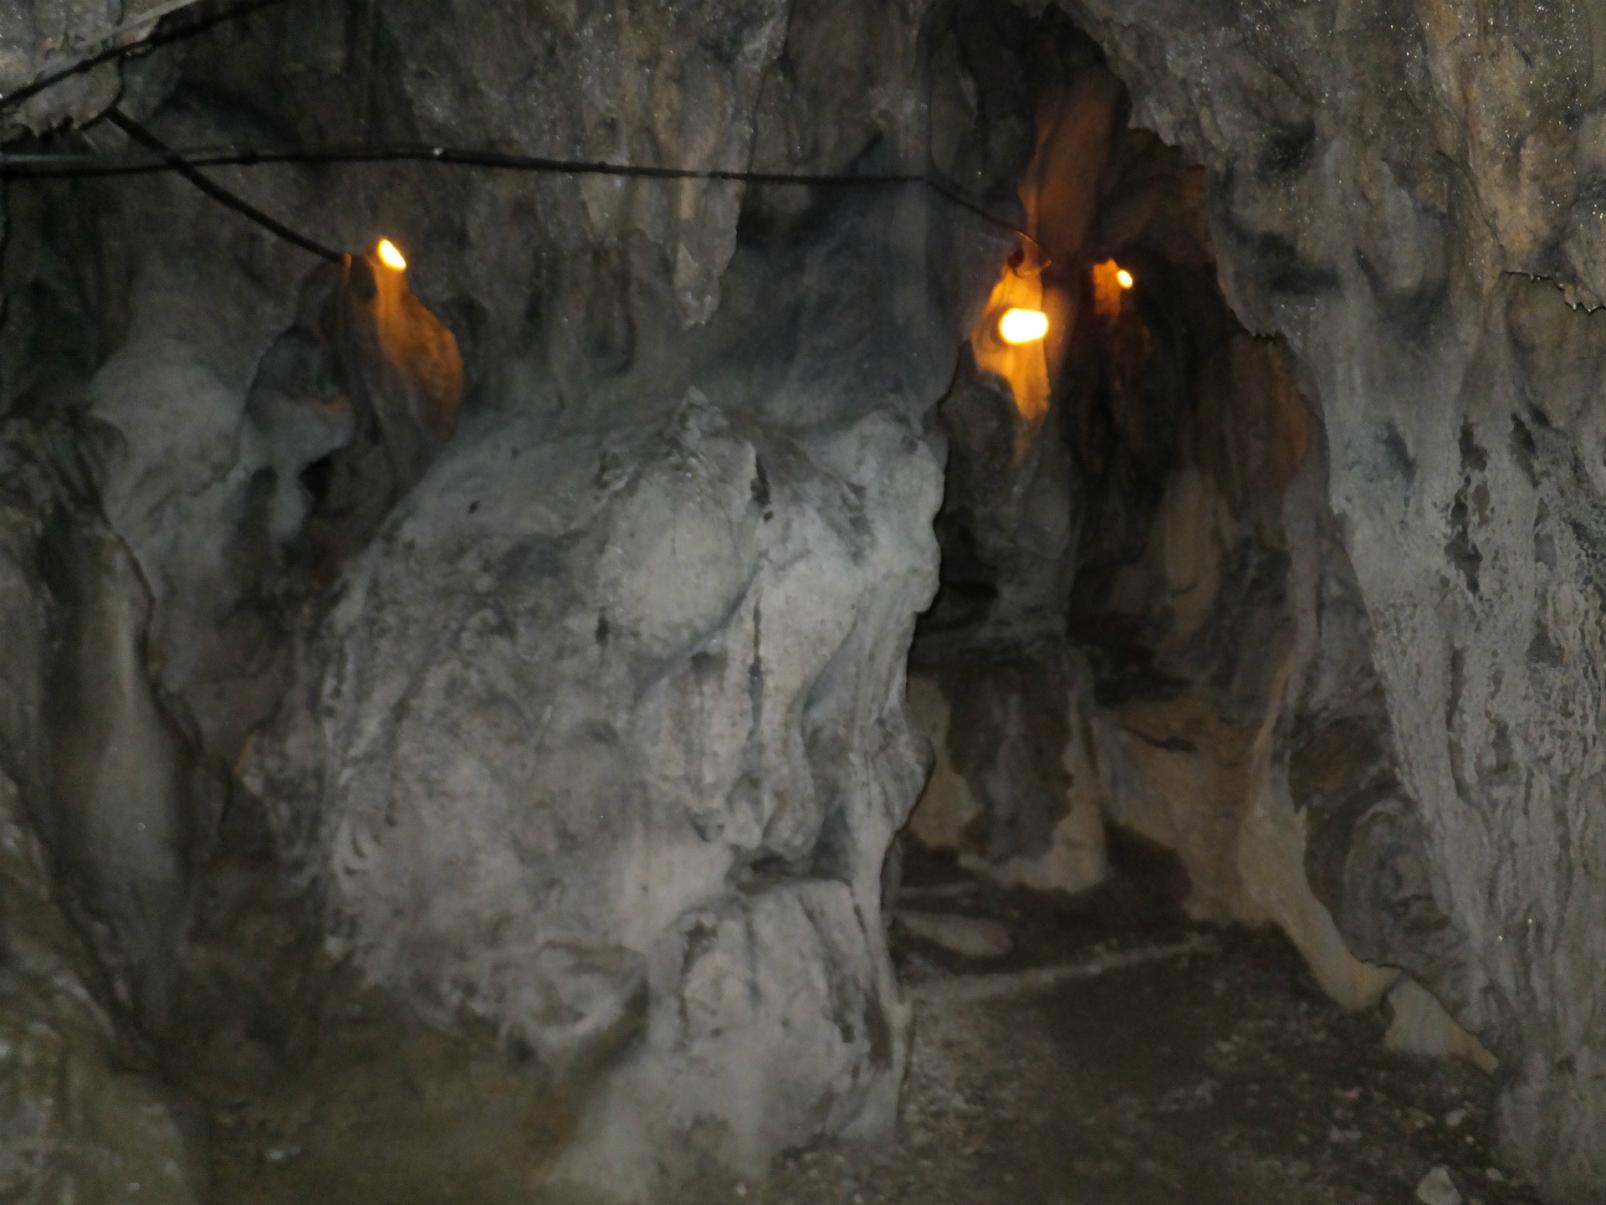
[1116, 268, 1135, 290]
[376, 238, 408, 271]
[998, 307, 1050, 345]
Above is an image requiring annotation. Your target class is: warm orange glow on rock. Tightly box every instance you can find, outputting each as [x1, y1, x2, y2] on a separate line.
[376, 238, 408, 271]
[368, 252, 463, 442]
[998, 307, 1050, 345]
[1092, 259, 1134, 319]
[970, 256, 1057, 442]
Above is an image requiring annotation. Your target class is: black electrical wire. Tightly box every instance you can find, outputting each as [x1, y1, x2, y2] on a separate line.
[0, 0, 292, 117]
[105, 109, 342, 262]
[0, 136, 1045, 260]
[0, 0, 1045, 265]
[5, 140, 927, 186]
[0, 0, 1048, 266]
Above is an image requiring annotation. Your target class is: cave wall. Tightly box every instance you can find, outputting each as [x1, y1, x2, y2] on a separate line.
[4, 0, 1605, 1200]
[1059, 0, 1606, 1197]
[909, 8, 1531, 1169]
[0, 1, 1011, 1198]
[0, 436, 203, 1203]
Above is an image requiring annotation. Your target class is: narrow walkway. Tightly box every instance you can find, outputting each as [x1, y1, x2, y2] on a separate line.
[707, 854, 1543, 1205]
[177, 835, 1546, 1204]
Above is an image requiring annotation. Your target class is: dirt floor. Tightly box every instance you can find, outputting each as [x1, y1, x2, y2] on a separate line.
[695, 845, 1545, 1205]
[168, 830, 1546, 1205]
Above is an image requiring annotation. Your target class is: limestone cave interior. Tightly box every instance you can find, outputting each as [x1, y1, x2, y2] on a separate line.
[0, 2, 1602, 1203]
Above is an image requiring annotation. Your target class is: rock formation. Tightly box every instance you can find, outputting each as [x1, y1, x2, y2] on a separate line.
[904, 3, 1606, 1200]
[1059, 3, 1606, 1198]
[1, 1, 1603, 1201]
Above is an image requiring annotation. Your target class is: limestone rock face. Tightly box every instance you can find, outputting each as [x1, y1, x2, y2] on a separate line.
[914, 114, 1325, 925]
[0, 438, 200, 1204]
[11, 0, 1601, 1199]
[907, 664, 1108, 895]
[1065, 0, 1606, 1194]
[909, 48, 1483, 1091]
[4, 0, 1000, 1195]
[245, 390, 941, 1191]
[0, 0, 125, 138]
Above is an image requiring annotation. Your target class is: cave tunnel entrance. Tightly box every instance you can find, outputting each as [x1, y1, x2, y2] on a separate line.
[875, 7, 1535, 1203]
[907, 4, 1312, 920]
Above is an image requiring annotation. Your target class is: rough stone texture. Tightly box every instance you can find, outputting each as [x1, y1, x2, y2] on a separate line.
[913, 103, 1309, 916]
[6, 0, 1602, 1200]
[894, 908, 1014, 958]
[692, 865, 1547, 1205]
[0, 434, 199, 1204]
[79, 248, 463, 757]
[1418, 1165, 1466, 1205]
[3, 1, 998, 1196]
[1061, 0, 1606, 1195]
[87, 13, 998, 1199]
[1066, 322, 1314, 924]
[0, 0, 124, 138]
[921, 362, 1083, 648]
[0, 10, 206, 1199]
[909, 31, 1490, 1099]
[907, 665, 1108, 895]
[561, 879, 905, 1197]
[245, 389, 941, 1193]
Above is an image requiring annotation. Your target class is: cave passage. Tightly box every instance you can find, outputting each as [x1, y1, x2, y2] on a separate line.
[887, 10, 1539, 1204]
[0, 1, 1593, 1203]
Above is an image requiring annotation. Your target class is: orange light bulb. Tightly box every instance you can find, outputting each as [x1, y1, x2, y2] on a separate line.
[376, 238, 408, 271]
[998, 307, 1050, 345]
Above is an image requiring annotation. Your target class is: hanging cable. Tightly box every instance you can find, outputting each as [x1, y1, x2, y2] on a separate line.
[0, 135, 1045, 259]
[0, 0, 293, 117]
[104, 109, 342, 262]
[1, 139, 925, 183]
[0, 0, 1046, 264]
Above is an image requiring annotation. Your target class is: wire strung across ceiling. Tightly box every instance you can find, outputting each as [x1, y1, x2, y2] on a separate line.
[0, 0, 1045, 266]
[2, 131, 1044, 266]
[101, 109, 345, 262]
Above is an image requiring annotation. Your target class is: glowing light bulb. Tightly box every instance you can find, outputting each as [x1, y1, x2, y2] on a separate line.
[998, 307, 1050, 345]
[1116, 267, 1135, 290]
[376, 238, 408, 271]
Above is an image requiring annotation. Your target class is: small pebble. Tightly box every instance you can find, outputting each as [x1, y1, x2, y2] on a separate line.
[1416, 1165, 1463, 1205]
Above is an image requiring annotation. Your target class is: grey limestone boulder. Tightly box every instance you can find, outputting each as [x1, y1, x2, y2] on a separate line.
[245, 389, 941, 1194]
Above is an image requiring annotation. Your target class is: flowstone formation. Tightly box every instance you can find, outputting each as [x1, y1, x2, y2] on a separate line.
[0, 436, 202, 1204]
